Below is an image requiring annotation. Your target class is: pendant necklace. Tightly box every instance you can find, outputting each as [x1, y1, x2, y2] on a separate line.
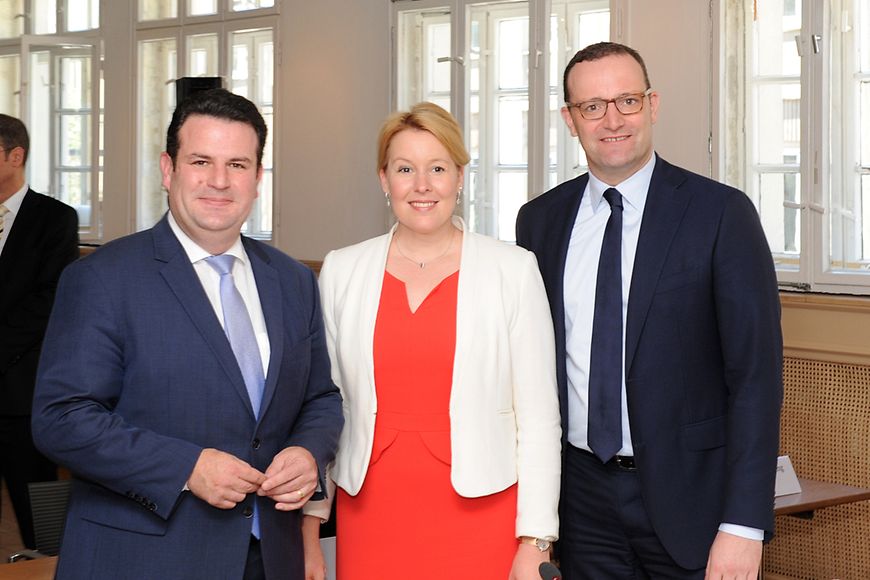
[394, 229, 455, 269]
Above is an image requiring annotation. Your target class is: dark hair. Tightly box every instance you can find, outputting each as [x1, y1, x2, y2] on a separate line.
[165, 88, 267, 168]
[563, 42, 651, 103]
[0, 114, 30, 164]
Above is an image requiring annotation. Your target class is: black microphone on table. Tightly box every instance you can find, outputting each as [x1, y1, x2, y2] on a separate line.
[539, 561, 562, 579]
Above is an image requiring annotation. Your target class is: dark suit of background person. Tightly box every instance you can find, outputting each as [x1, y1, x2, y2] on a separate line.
[31, 89, 343, 580]
[0, 113, 78, 550]
[516, 43, 783, 578]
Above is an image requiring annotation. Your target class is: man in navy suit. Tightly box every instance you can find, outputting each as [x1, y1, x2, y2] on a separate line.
[516, 42, 783, 578]
[0, 114, 78, 550]
[32, 89, 343, 579]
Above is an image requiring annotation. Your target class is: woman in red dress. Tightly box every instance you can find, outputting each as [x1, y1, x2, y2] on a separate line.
[302, 103, 561, 580]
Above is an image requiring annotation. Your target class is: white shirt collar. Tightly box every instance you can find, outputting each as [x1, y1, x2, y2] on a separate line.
[586, 153, 657, 213]
[166, 211, 248, 265]
[1, 182, 29, 214]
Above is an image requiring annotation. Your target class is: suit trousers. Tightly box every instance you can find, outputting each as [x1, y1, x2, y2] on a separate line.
[0, 416, 57, 549]
[560, 444, 704, 579]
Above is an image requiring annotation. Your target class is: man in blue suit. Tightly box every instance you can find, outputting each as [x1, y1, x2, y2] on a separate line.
[32, 89, 343, 579]
[516, 43, 783, 578]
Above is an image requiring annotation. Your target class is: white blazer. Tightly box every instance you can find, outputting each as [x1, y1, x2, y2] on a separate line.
[307, 218, 561, 539]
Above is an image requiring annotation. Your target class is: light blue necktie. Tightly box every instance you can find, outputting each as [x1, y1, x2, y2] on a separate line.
[205, 254, 264, 538]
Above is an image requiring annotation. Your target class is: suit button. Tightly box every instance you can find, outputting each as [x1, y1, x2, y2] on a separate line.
[252, 438, 261, 449]
[148, 503, 157, 511]
[242, 506, 253, 518]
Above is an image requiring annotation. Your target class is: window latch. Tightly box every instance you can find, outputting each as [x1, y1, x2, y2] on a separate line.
[436, 56, 464, 66]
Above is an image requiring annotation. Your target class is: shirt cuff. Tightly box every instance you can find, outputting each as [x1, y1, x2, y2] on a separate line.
[718, 523, 764, 541]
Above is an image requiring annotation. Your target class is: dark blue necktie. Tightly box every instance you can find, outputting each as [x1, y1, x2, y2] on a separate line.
[587, 188, 624, 463]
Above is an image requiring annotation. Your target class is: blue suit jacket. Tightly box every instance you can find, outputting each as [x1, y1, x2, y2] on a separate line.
[516, 155, 783, 568]
[32, 215, 343, 579]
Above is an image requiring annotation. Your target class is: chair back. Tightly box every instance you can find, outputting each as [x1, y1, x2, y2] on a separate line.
[28, 480, 72, 557]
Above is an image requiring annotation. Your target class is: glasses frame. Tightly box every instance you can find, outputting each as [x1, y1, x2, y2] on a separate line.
[565, 88, 654, 120]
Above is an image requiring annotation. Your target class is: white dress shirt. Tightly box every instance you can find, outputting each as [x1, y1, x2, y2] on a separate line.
[167, 212, 270, 375]
[0, 183, 28, 256]
[563, 154, 654, 456]
[562, 153, 762, 542]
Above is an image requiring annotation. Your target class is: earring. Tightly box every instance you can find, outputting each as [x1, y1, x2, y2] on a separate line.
[385, 191, 391, 207]
[456, 186, 463, 204]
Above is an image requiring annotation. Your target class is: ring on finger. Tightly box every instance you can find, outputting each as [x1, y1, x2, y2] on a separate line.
[297, 488, 304, 500]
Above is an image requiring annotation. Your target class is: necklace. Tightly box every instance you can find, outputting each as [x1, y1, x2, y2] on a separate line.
[394, 229, 456, 269]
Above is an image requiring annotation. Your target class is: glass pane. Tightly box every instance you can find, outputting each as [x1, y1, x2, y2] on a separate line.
[396, 9, 451, 111]
[137, 37, 177, 231]
[497, 171, 526, 242]
[139, 0, 177, 20]
[0, 0, 23, 38]
[65, 0, 98, 31]
[862, 0, 870, 72]
[754, 83, 801, 165]
[497, 17, 528, 90]
[232, 0, 274, 11]
[753, 0, 801, 77]
[862, 81, 870, 168]
[230, 28, 274, 238]
[188, 0, 216, 16]
[0, 54, 20, 116]
[498, 96, 527, 165]
[829, 175, 870, 273]
[60, 56, 91, 109]
[59, 114, 90, 166]
[33, 0, 57, 34]
[757, 172, 801, 261]
[187, 33, 218, 77]
[28, 50, 51, 194]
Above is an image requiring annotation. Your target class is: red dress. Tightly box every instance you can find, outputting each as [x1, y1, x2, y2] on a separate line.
[336, 271, 518, 579]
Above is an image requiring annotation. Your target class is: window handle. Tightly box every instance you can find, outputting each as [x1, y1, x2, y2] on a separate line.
[436, 56, 464, 66]
[811, 34, 821, 54]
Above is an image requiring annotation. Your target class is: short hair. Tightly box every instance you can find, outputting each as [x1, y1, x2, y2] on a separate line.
[376, 102, 470, 173]
[165, 88, 267, 168]
[0, 114, 30, 164]
[563, 42, 652, 103]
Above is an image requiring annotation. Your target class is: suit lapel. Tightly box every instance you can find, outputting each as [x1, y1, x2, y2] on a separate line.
[245, 238, 282, 423]
[624, 158, 691, 375]
[153, 217, 257, 419]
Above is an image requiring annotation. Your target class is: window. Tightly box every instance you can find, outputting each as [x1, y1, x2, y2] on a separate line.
[135, 6, 276, 238]
[0, 1, 102, 238]
[392, 0, 609, 242]
[723, 0, 870, 293]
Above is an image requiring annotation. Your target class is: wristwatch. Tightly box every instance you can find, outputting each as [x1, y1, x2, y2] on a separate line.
[519, 536, 551, 552]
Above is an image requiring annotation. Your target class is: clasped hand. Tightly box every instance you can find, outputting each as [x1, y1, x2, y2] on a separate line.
[187, 446, 318, 511]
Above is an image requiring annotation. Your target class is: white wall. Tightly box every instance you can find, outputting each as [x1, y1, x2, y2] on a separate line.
[618, 0, 714, 177]
[275, 1, 392, 260]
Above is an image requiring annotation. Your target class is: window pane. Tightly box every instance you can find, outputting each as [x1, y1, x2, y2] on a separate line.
[231, 28, 273, 238]
[0, 0, 23, 38]
[65, 0, 98, 31]
[139, 0, 177, 20]
[754, 83, 800, 165]
[497, 171, 526, 242]
[497, 17, 528, 90]
[137, 37, 177, 231]
[0, 54, 20, 116]
[28, 51, 51, 194]
[498, 96, 527, 165]
[862, 81, 870, 168]
[757, 172, 801, 264]
[752, 0, 800, 77]
[396, 9, 451, 111]
[188, 0, 216, 17]
[33, 0, 57, 34]
[232, 0, 274, 11]
[829, 174, 870, 271]
[59, 114, 90, 166]
[187, 33, 218, 77]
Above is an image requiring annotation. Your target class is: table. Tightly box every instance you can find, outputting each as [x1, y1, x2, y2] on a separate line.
[0, 556, 57, 580]
[774, 477, 870, 519]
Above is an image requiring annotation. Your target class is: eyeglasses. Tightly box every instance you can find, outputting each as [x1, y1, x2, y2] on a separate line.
[565, 88, 653, 120]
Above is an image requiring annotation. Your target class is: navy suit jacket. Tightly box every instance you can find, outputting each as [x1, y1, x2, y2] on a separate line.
[32, 215, 343, 579]
[0, 189, 78, 416]
[516, 155, 783, 568]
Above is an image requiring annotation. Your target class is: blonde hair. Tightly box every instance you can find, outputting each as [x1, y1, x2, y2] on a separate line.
[376, 102, 470, 173]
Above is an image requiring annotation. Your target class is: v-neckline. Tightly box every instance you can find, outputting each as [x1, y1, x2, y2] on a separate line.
[385, 270, 459, 315]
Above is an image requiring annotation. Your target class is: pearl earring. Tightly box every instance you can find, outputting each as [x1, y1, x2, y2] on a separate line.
[385, 191, 391, 207]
